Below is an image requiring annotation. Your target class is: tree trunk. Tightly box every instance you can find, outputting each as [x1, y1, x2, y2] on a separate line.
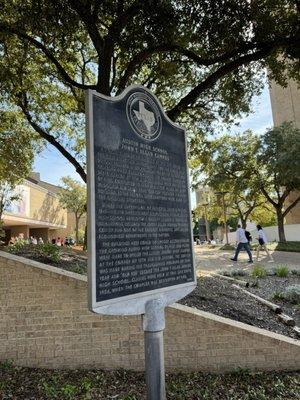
[83, 225, 87, 251]
[97, 39, 112, 95]
[241, 218, 247, 229]
[75, 214, 79, 245]
[0, 195, 4, 222]
[276, 210, 286, 242]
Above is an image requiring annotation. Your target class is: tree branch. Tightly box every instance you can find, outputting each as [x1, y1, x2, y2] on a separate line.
[109, 0, 142, 41]
[0, 24, 97, 90]
[117, 38, 295, 94]
[18, 94, 87, 183]
[283, 194, 300, 217]
[261, 187, 278, 208]
[67, 0, 104, 59]
[167, 47, 274, 120]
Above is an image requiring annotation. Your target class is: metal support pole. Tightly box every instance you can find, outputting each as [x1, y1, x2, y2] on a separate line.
[142, 298, 166, 400]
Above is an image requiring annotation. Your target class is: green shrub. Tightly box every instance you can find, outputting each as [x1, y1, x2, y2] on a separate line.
[266, 268, 276, 276]
[36, 243, 60, 262]
[80, 377, 93, 392]
[218, 269, 249, 278]
[0, 360, 13, 371]
[8, 240, 27, 253]
[251, 265, 267, 278]
[281, 285, 300, 304]
[230, 269, 248, 277]
[71, 263, 86, 275]
[274, 265, 289, 277]
[291, 269, 300, 276]
[61, 383, 78, 399]
[271, 291, 285, 301]
[42, 381, 58, 399]
[271, 285, 300, 304]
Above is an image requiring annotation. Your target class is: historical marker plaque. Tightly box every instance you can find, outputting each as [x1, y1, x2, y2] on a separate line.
[86, 86, 195, 315]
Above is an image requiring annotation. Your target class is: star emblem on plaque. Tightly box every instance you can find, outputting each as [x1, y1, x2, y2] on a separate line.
[126, 92, 162, 141]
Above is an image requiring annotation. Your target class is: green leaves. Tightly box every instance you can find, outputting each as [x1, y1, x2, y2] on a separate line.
[58, 176, 86, 216]
[258, 122, 300, 191]
[0, 110, 39, 185]
[0, 0, 299, 183]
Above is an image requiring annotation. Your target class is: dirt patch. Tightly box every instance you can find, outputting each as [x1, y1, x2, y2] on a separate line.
[179, 276, 298, 339]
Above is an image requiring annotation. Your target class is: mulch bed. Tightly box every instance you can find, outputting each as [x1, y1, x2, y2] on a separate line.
[179, 276, 298, 339]
[0, 363, 299, 400]
[247, 275, 300, 327]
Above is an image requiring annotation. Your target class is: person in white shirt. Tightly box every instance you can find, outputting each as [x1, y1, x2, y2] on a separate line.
[230, 224, 253, 263]
[256, 224, 274, 262]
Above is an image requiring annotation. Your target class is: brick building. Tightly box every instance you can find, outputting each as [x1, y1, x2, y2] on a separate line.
[2, 172, 85, 243]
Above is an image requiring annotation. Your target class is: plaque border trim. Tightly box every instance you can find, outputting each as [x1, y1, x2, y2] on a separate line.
[86, 85, 196, 315]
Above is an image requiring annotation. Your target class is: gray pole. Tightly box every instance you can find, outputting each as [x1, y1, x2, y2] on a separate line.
[143, 298, 166, 400]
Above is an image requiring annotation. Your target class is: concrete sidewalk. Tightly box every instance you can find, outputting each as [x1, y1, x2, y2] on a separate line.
[194, 245, 300, 274]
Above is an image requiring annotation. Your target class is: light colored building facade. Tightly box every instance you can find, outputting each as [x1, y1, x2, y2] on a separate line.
[2, 172, 85, 243]
[269, 78, 300, 223]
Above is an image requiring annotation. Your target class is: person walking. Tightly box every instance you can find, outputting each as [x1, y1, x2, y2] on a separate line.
[230, 224, 253, 263]
[256, 224, 274, 262]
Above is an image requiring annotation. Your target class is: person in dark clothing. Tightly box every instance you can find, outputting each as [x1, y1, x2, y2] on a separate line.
[230, 224, 253, 263]
[245, 230, 252, 244]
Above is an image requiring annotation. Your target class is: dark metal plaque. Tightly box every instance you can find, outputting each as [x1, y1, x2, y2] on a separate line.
[86, 86, 195, 313]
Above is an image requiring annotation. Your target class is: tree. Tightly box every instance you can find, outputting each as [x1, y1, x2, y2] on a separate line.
[193, 124, 300, 242]
[0, 110, 38, 185]
[58, 177, 87, 244]
[192, 132, 271, 229]
[250, 204, 277, 227]
[0, 0, 299, 182]
[257, 122, 300, 242]
[220, 189, 277, 230]
[0, 184, 21, 240]
[0, 110, 37, 239]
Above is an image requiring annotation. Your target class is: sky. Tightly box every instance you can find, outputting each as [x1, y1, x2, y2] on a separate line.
[33, 85, 274, 186]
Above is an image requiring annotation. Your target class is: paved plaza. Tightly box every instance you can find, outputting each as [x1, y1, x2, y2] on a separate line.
[194, 245, 300, 274]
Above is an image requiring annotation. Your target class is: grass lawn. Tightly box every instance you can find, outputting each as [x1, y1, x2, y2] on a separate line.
[0, 362, 299, 400]
[273, 241, 300, 252]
